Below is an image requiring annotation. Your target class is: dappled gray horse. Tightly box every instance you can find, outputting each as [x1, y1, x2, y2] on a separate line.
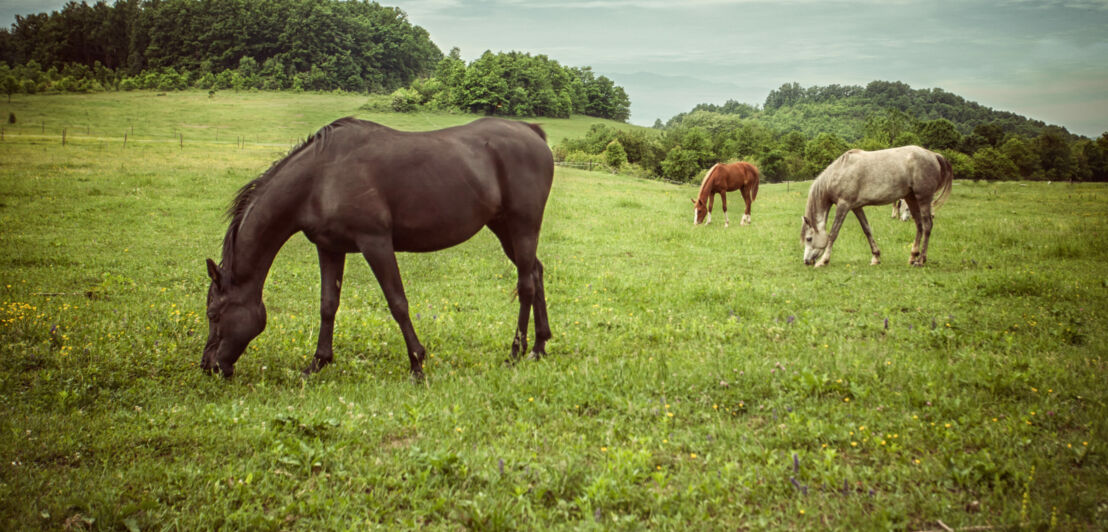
[801, 145, 953, 267]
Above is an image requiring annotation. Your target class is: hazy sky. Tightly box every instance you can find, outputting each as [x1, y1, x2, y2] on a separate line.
[5, 0, 1107, 136]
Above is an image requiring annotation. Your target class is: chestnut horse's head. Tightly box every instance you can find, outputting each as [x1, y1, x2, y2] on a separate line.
[800, 216, 829, 266]
[692, 197, 709, 225]
[202, 258, 266, 378]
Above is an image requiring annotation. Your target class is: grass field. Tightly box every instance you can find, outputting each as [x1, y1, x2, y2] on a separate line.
[1, 92, 1106, 530]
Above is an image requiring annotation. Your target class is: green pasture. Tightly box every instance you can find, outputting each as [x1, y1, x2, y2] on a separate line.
[1, 93, 1106, 530]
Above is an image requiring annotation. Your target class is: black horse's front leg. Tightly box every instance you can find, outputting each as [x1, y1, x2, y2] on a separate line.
[304, 248, 346, 376]
[357, 236, 427, 380]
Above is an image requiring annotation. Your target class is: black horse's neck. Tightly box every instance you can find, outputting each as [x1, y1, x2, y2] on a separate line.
[220, 184, 300, 296]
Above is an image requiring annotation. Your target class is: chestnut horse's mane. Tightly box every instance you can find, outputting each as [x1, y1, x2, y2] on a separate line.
[697, 163, 721, 200]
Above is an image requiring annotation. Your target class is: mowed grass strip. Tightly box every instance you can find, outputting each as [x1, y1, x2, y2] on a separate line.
[0, 92, 1106, 530]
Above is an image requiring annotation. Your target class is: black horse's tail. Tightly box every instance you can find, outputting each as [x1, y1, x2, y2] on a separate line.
[527, 123, 548, 142]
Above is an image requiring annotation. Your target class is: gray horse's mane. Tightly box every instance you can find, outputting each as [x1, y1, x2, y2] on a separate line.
[219, 117, 358, 269]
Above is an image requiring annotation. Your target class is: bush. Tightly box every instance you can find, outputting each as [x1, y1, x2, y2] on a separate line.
[390, 88, 421, 113]
[603, 140, 628, 170]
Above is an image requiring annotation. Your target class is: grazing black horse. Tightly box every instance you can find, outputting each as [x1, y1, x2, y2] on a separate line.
[202, 117, 554, 379]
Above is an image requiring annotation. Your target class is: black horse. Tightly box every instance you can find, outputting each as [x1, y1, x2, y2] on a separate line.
[203, 117, 554, 379]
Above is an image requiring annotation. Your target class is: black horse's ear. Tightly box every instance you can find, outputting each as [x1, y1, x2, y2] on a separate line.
[206, 258, 223, 286]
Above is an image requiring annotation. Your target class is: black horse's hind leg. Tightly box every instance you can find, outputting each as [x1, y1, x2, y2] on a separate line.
[529, 260, 551, 359]
[852, 207, 881, 265]
[488, 220, 550, 361]
[304, 248, 346, 375]
[356, 235, 427, 379]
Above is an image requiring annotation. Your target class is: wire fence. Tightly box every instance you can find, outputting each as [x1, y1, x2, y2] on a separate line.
[0, 122, 304, 151]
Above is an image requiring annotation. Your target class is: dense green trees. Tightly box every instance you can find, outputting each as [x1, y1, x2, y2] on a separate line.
[0, 0, 441, 92]
[558, 81, 1107, 183]
[389, 50, 630, 121]
[0, 1, 631, 120]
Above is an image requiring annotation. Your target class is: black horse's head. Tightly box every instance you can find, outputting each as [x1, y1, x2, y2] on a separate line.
[202, 258, 266, 378]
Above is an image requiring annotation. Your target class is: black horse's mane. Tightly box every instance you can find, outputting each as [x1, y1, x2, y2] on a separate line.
[218, 117, 360, 270]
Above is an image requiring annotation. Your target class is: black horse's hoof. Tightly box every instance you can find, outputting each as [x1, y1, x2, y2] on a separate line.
[302, 355, 331, 376]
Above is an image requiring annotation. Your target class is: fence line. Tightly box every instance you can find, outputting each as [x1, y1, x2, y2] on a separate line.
[0, 127, 298, 150]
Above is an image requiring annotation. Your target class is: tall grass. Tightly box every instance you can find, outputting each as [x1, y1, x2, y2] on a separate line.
[0, 93, 1106, 530]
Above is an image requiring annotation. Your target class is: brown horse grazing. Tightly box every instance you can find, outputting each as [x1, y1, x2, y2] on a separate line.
[801, 145, 953, 268]
[692, 161, 760, 227]
[202, 117, 554, 380]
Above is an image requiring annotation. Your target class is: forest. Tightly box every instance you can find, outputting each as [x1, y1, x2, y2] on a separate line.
[558, 81, 1108, 183]
[0, 0, 631, 120]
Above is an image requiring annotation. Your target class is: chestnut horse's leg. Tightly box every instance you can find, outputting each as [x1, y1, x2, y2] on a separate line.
[852, 207, 881, 265]
[356, 235, 427, 379]
[304, 248, 346, 375]
[705, 194, 715, 225]
[720, 191, 730, 227]
[488, 220, 549, 361]
[740, 185, 753, 225]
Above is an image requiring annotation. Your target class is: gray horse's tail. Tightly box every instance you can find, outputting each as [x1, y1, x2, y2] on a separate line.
[932, 153, 953, 210]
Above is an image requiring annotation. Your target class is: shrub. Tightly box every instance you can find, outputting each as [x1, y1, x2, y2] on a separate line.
[604, 140, 628, 170]
[390, 87, 421, 113]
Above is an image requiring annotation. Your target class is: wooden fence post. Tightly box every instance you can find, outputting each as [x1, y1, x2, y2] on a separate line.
[123, 133, 127, 148]
[62, 128, 66, 146]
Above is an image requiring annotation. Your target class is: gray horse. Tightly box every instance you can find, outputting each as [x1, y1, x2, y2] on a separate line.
[801, 145, 953, 267]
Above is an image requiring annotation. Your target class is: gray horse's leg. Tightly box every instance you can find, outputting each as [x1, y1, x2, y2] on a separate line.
[903, 197, 925, 265]
[356, 235, 427, 379]
[304, 248, 346, 375]
[914, 199, 935, 266]
[815, 204, 851, 267]
[852, 207, 881, 265]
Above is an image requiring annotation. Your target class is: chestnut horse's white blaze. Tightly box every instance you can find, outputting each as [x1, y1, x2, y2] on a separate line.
[801, 145, 953, 268]
[692, 161, 760, 227]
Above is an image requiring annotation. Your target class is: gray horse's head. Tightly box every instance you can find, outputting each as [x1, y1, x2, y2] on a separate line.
[800, 216, 828, 266]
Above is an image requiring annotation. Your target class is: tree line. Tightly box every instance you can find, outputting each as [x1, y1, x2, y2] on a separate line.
[557, 81, 1108, 183]
[0, 0, 441, 93]
[388, 48, 630, 121]
[0, 0, 630, 121]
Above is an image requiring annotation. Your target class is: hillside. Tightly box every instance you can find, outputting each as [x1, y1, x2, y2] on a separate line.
[564, 81, 1107, 184]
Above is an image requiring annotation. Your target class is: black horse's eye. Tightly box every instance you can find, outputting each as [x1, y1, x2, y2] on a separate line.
[806, 236, 812, 242]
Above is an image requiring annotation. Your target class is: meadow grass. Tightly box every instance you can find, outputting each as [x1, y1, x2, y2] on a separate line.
[1, 93, 1106, 530]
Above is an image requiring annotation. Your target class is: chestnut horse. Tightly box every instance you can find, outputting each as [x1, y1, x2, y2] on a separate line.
[692, 161, 760, 226]
[801, 145, 953, 268]
[202, 117, 554, 379]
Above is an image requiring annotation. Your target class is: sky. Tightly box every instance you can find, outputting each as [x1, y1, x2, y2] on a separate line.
[4, 0, 1107, 137]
